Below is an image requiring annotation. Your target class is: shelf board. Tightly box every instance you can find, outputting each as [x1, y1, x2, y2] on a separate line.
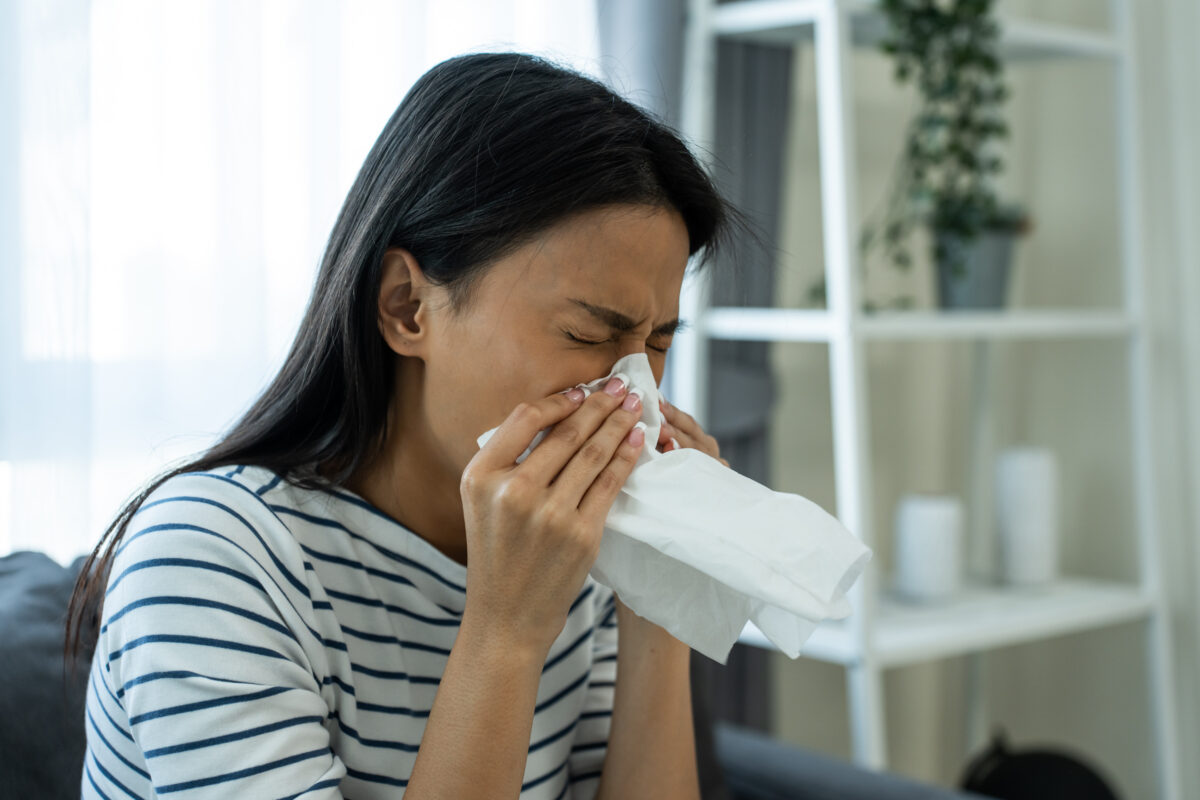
[739, 576, 1153, 667]
[701, 307, 1135, 341]
[711, 0, 1121, 61]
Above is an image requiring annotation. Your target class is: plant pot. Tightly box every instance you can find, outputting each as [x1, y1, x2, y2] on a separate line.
[933, 228, 1017, 309]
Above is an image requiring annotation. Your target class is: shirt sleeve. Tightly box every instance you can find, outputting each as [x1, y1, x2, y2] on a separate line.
[565, 579, 618, 800]
[95, 474, 346, 799]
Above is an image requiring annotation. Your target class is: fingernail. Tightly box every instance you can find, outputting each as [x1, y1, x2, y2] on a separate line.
[628, 422, 646, 446]
[670, 437, 680, 451]
[621, 388, 642, 412]
[604, 373, 628, 396]
[564, 387, 585, 403]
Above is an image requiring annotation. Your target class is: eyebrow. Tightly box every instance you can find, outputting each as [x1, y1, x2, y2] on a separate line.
[567, 298, 689, 337]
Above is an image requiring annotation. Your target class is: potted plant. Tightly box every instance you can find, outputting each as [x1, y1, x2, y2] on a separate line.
[808, 0, 1033, 311]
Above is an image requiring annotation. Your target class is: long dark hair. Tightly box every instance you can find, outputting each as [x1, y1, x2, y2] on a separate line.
[64, 51, 760, 666]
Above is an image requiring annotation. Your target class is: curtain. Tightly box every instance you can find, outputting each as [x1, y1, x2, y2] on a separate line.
[0, 0, 600, 566]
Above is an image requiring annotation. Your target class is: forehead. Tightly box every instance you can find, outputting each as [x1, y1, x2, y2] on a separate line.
[490, 204, 691, 303]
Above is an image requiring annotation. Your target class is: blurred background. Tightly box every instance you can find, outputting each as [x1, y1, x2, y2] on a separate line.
[2, 1, 1197, 798]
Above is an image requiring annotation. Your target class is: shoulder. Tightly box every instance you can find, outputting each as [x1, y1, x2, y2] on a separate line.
[105, 466, 311, 610]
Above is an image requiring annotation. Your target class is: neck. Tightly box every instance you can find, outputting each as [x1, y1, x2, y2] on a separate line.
[343, 357, 469, 568]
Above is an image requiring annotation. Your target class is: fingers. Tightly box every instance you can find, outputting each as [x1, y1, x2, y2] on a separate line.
[544, 379, 644, 511]
[659, 397, 718, 453]
[523, 374, 640, 488]
[576, 418, 644, 521]
[473, 389, 585, 471]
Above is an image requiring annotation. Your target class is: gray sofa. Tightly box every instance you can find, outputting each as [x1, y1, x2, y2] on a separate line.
[0, 550, 986, 799]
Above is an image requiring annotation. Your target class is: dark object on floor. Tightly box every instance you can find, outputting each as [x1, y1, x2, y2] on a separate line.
[959, 727, 1124, 800]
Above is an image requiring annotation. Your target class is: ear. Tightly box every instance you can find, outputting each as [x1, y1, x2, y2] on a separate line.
[377, 247, 435, 358]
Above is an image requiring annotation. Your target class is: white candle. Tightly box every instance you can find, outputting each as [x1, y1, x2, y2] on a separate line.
[994, 447, 1059, 586]
[892, 493, 963, 603]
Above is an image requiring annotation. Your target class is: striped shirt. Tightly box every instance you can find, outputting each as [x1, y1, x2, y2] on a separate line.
[81, 464, 618, 799]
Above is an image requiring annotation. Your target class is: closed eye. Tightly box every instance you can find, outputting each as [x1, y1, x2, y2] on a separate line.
[564, 331, 669, 354]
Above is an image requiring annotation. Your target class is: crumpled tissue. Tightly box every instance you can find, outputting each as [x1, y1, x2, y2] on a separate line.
[475, 352, 872, 664]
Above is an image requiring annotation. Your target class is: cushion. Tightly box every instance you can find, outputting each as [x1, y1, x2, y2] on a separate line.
[0, 551, 93, 799]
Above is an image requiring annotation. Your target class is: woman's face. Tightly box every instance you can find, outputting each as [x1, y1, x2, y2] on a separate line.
[380, 202, 691, 476]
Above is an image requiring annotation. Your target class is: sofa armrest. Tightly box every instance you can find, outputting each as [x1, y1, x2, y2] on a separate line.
[713, 721, 990, 800]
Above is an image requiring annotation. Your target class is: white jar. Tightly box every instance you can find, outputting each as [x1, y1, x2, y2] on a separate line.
[994, 447, 1059, 586]
[892, 493, 963, 603]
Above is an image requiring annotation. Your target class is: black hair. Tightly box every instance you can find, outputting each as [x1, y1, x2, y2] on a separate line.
[65, 50, 759, 665]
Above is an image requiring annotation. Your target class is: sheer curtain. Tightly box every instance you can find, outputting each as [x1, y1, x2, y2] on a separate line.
[0, 0, 600, 566]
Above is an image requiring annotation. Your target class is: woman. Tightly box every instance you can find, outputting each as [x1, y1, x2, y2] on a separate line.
[68, 51, 751, 800]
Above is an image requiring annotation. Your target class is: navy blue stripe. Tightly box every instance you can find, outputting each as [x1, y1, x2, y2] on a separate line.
[522, 759, 566, 792]
[580, 709, 612, 720]
[344, 765, 407, 787]
[118, 670, 248, 700]
[570, 769, 603, 783]
[588, 680, 616, 689]
[543, 625, 593, 673]
[594, 653, 617, 663]
[91, 671, 134, 742]
[85, 704, 151, 780]
[350, 698, 428, 717]
[89, 747, 145, 800]
[530, 717, 578, 753]
[276, 776, 341, 800]
[102, 595, 294, 639]
[571, 740, 608, 753]
[256, 473, 284, 495]
[129, 685, 291, 726]
[349, 661, 442, 685]
[553, 776, 571, 800]
[155, 747, 328, 794]
[535, 670, 590, 715]
[83, 759, 114, 800]
[277, 500, 467, 594]
[95, 664, 125, 709]
[570, 582, 594, 614]
[298, 542, 459, 617]
[322, 586, 460, 627]
[323, 674, 357, 696]
[144, 715, 323, 758]
[105, 551, 266, 598]
[328, 711, 420, 752]
[225, 465, 246, 478]
[108, 634, 290, 666]
[337, 622, 452, 655]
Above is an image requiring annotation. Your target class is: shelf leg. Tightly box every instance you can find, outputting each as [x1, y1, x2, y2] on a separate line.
[846, 660, 887, 769]
[964, 652, 989, 759]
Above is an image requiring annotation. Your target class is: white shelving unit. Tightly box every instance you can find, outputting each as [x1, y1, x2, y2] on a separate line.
[673, 1, 1181, 797]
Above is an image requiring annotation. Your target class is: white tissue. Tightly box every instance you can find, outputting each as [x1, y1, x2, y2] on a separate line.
[475, 353, 872, 664]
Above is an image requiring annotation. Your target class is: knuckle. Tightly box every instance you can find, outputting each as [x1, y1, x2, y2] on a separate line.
[594, 468, 622, 495]
[579, 439, 608, 465]
[535, 502, 569, 532]
[495, 476, 531, 512]
[555, 423, 582, 448]
[511, 401, 540, 426]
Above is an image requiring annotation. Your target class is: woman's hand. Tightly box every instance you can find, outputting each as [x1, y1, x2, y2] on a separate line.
[459, 375, 644, 656]
[656, 396, 730, 468]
